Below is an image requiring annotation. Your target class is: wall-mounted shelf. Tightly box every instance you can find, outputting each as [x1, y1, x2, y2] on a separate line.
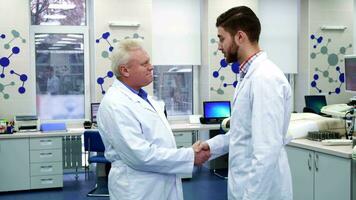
[320, 26, 347, 31]
[108, 21, 140, 28]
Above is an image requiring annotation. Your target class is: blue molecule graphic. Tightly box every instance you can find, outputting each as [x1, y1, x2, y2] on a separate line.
[97, 71, 114, 94]
[10, 70, 28, 94]
[310, 34, 351, 95]
[211, 58, 240, 94]
[0, 30, 29, 99]
[310, 34, 323, 49]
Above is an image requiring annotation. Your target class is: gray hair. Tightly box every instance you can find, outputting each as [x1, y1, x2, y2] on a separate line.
[110, 38, 144, 78]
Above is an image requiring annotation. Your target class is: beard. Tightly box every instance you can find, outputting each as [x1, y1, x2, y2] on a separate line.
[225, 41, 239, 63]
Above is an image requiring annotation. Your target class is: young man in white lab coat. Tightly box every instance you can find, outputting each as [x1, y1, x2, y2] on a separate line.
[199, 6, 293, 200]
[97, 39, 210, 200]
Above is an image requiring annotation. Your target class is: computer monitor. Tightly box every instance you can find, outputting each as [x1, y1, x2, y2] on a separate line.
[203, 101, 231, 121]
[90, 103, 100, 124]
[344, 55, 356, 93]
[304, 95, 327, 114]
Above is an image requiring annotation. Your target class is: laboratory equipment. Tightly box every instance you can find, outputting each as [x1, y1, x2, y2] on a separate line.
[14, 115, 39, 132]
[320, 104, 353, 117]
[307, 130, 340, 141]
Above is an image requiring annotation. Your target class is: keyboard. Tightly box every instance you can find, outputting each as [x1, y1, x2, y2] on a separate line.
[321, 139, 352, 146]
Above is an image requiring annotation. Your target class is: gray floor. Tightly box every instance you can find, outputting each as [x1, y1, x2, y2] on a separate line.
[0, 167, 227, 200]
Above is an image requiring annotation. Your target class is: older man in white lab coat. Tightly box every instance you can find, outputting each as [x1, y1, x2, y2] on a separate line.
[97, 39, 210, 200]
[199, 6, 293, 200]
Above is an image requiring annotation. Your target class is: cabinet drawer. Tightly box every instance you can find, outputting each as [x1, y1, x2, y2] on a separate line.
[30, 162, 63, 176]
[30, 137, 62, 150]
[31, 175, 63, 189]
[30, 149, 62, 163]
[173, 132, 193, 143]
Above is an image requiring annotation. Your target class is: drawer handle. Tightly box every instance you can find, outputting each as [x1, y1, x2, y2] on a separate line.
[175, 133, 184, 137]
[307, 153, 312, 170]
[177, 145, 184, 148]
[40, 153, 53, 157]
[40, 140, 53, 145]
[314, 154, 319, 172]
[40, 166, 53, 172]
[41, 178, 54, 184]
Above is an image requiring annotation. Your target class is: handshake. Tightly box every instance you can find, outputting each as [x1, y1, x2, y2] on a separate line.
[192, 141, 211, 166]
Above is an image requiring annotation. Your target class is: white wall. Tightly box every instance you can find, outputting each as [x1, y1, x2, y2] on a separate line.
[93, 0, 152, 101]
[152, 0, 201, 65]
[0, 0, 34, 120]
[259, 0, 298, 74]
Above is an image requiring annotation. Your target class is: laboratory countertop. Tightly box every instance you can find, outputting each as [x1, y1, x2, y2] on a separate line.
[0, 123, 221, 139]
[288, 138, 353, 159]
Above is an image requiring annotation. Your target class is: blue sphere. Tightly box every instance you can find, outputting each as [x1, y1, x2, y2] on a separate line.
[311, 81, 317, 87]
[339, 73, 344, 83]
[10, 70, 14, 74]
[213, 71, 219, 78]
[0, 34, 5, 39]
[12, 46, 20, 54]
[97, 77, 104, 84]
[223, 83, 227, 87]
[107, 71, 114, 77]
[0, 57, 10, 67]
[220, 59, 228, 68]
[313, 74, 319, 80]
[335, 88, 340, 94]
[18, 87, 25, 94]
[233, 81, 238, 88]
[231, 62, 240, 74]
[336, 66, 340, 71]
[310, 35, 315, 39]
[102, 32, 110, 39]
[0, 74, 4, 78]
[20, 74, 28, 81]
[317, 37, 323, 43]
[109, 46, 114, 52]
[96, 39, 100, 43]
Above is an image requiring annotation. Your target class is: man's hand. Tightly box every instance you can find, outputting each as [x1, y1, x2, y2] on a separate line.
[192, 141, 211, 166]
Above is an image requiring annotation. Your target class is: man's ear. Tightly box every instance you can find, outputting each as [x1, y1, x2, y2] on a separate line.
[119, 65, 129, 77]
[233, 31, 244, 45]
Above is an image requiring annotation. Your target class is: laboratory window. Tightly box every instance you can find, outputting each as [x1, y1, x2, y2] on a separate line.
[30, 0, 86, 26]
[153, 65, 193, 116]
[35, 33, 85, 120]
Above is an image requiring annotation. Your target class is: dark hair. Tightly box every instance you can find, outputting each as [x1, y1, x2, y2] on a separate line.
[216, 6, 261, 42]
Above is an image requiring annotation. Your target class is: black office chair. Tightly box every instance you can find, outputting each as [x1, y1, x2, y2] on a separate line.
[84, 130, 110, 197]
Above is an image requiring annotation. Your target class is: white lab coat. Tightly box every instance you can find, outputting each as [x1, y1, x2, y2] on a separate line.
[207, 52, 293, 200]
[97, 79, 194, 200]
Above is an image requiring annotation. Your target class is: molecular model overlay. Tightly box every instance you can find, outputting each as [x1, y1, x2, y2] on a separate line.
[0, 30, 28, 99]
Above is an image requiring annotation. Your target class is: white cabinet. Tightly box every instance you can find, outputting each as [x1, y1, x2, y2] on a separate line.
[30, 137, 63, 189]
[286, 146, 351, 200]
[0, 138, 30, 192]
[173, 131, 193, 148]
[0, 136, 63, 192]
[173, 131, 194, 179]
